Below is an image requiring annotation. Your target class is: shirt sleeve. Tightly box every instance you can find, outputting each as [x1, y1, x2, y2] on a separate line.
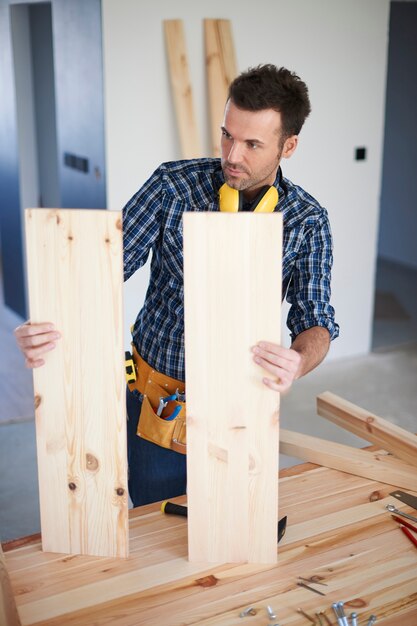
[286, 212, 339, 341]
[122, 166, 163, 281]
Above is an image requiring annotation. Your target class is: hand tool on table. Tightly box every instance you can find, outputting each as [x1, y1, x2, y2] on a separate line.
[399, 525, 417, 549]
[161, 501, 287, 543]
[389, 490, 417, 511]
[386, 503, 417, 523]
[391, 514, 417, 534]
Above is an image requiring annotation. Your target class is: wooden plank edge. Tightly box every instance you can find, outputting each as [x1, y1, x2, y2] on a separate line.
[0, 543, 22, 626]
[317, 391, 417, 468]
[280, 428, 417, 491]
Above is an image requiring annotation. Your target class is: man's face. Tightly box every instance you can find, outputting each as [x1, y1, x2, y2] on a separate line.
[220, 100, 297, 199]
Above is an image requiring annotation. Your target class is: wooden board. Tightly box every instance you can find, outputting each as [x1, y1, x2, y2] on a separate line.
[0, 544, 21, 626]
[164, 19, 201, 159]
[24, 209, 128, 558]
[280, 428, 417, 490]
[204, 19, 237, 157]
[4, 462, 417, 625]
[183, 213, 282, 563]
[317, 391, 417, 467]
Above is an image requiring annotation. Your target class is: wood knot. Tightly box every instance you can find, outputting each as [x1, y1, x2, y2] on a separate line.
[115, 218, 122, 231]
[105, 237, 110, 244]
[68, 234, 74, 241]
[116, 488, 125, 496]
[86, 453, 99, 471]
[34, 394, 42, 409]
[345, 598, 367, 608]
[195, 575, 218, 588]
[369, 490, 382, 502]
[68, 482, 77, 491]
[365, 416, 374, 432]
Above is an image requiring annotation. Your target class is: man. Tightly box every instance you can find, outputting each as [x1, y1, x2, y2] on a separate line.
[15, 65, 339, 507]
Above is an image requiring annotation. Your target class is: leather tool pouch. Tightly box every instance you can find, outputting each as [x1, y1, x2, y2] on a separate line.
[128, 348, 187, 454]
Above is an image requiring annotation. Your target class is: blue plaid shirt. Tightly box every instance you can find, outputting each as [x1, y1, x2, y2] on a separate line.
[123, 158, 339, 381]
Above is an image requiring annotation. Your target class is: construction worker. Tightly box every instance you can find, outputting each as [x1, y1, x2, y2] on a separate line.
[14, 64, 339, 508]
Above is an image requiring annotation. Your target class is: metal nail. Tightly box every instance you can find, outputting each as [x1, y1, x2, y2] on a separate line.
[297, 607, 316, 624]
[297, 581, 326, 596]
[366, 615, 377, 626]
[315, 612, 324, 626]
[266, 606, 277, 620]
[239, 606, 256, 618]
[351, 612, 358, 626]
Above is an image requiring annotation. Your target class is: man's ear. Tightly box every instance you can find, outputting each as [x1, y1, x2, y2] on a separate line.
[281, 135, 298, 159]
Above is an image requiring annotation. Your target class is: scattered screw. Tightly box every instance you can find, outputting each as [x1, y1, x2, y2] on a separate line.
[366, 616, 377, 626]
[351, 612, 358, 626]
[332, 603, 344, 626]
[337, 602, 349, 626]
[239, 606, 256, 618]
[266, 606, 277, 620]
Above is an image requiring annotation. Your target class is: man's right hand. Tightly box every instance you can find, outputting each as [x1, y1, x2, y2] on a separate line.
[14, 321, 61, 368]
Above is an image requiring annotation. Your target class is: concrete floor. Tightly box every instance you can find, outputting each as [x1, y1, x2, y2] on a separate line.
[1, 257, 416, 542]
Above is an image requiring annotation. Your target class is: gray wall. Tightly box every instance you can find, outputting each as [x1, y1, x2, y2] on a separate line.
[0, 0, 106, 318]
[378, 1, 417, 269]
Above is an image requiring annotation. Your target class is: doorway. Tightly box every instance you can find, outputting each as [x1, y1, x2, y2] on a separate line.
[372, 1, 417, 351]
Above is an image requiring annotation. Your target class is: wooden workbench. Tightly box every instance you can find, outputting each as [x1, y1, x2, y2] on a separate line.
[3, 460, 417, 625]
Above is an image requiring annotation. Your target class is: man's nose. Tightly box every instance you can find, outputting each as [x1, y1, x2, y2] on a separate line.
[227, 141, 243, 163]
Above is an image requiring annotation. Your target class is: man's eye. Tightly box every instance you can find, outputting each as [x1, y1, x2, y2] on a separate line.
[248, 142, 258, 149]
[222, 129, 231, 139]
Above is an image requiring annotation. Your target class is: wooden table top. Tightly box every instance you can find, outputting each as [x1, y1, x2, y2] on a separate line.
[3, 461, 417, 626]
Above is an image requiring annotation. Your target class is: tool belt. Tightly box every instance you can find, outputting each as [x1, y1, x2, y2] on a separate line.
[127, 346, 186, 454]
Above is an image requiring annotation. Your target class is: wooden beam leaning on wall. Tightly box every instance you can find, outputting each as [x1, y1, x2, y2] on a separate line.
[317, 391, 417, 468]
[280, 429, 417, 491]
[184, 213, 282, 564]
[25, 209, 128, 558]
[0, 543, 21, 626]
[164, 20, 201, 159]
[204, 19, 238, 157]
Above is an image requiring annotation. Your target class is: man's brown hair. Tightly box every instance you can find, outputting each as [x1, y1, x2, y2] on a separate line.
[228, 64, 311, 139]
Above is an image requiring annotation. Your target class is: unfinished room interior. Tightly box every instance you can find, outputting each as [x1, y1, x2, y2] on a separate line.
[0, 0, 416, 624]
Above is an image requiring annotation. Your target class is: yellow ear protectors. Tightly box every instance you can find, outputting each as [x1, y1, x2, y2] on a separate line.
[219, 183, 278, 213]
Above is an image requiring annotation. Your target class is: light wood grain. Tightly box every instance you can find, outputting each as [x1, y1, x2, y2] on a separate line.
[0, 544, 21, 626]
[24, 209, 128, 558]
[204, 19, 237, 157]
[183, 213, 282, 563]
[280, 428, 417, 490]
[317, 391, 417, 467]
[5, 469, 417, 625]
[164, 19, 201, 159]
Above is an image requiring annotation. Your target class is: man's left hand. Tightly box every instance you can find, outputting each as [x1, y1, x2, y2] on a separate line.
[251, 341, 302, 393]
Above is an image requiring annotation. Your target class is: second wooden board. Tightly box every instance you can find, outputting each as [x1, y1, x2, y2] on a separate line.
[183, 213, 282, 563]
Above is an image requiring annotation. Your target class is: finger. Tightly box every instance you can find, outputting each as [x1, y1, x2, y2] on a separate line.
[254, 342, 300, 365]
[17, 331, 61, 350]
[25, 357, 46, 369]
[24, 341, 57, 362]
[262, 376, 292, 394]
[14, 322, 56, 339]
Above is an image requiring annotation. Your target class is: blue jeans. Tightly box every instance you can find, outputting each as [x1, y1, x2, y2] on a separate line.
[126, 386, 187, 507]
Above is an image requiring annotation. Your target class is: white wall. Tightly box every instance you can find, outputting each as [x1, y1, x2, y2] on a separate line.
[102, 0, 390, 357]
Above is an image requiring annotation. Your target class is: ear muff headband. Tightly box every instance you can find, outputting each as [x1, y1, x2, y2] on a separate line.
[219, 183, 278, 213]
